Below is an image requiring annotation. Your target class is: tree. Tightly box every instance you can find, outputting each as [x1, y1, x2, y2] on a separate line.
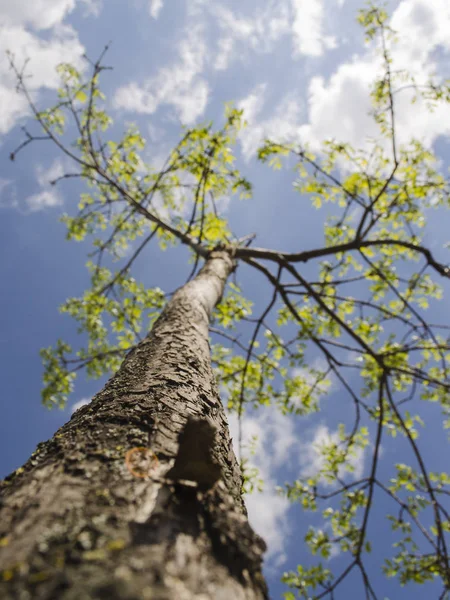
[1, 4, 450, 599]
[0, 247, 268, 599]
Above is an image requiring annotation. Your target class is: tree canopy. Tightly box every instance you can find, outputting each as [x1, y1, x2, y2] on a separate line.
[7, 3, 450, 598]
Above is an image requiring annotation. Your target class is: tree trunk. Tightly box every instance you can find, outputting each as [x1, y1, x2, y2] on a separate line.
[0, 250, 268, 600]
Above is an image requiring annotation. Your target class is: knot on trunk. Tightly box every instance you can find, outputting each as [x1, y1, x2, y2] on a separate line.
[166, 416, 222, 490]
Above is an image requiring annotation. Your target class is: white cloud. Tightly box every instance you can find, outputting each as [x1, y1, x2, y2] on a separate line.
[0, 0, 76, 31]
[238, 84, 304, 160]
[298, 0, 450, 153]
[391, 0, 450, 70]
[214, 37, 235, 72]
[238, 83, 267, 124]
[0, 25, 85, 91]
[299, 424, 366, 484]
[71, 397, 91, 413]
[36, 159, 65, 187]
[149, 0, 163, 19]
[79, 0, 103, 17]
[297, 55, 381, 152]
[26, 190, 62, 212]
[0, 178, 11, 194]
[113, 25, 208, 124]
[0, 2, 86, 134]
[224, 369, 365, 560]
[290, 358, 334, 412]
[1, 160, 65, 212]
[211, 2, 290, 71]
[245, 484, 290, 563]
[0, 178, 15, 209]
[0, 82, 29, 134]
[228, 408, 295, 561]
[228, 407, 298, 474]
[25, 159, 65, 212]
[291, 0, 337, 57]
[211, 0, 337, 70]
[174, 79, 209, 125]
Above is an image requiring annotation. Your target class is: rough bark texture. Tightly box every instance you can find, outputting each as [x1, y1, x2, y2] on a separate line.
[0, 250, 268, 600]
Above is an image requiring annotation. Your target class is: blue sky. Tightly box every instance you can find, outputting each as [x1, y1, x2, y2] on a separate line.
[0, 0, 450, 598]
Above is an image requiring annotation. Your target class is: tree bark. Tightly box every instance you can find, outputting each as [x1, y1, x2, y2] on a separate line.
[0, 250, 268, 600]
